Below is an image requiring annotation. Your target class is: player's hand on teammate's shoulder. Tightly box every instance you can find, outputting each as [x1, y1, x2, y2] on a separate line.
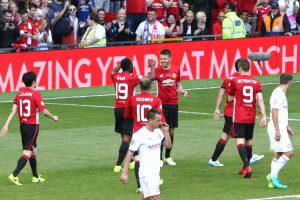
[53, 116, 59, 122]
[120, 172, 128, 184]
[214, 109, 221, 120]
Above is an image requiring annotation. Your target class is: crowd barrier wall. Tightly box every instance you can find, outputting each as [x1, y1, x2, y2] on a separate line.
[0, 35, 299, 92]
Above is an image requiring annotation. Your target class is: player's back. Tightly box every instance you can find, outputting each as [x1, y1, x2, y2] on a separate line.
[130, 92, 162, 132]
[111, 72, 141, 108]
[231, 75, 262, 123]
[222, 72, 240, 117]
[14, 87, 45, 124]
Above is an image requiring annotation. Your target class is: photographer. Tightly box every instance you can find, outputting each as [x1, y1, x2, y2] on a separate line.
[0, 9, 20, 49]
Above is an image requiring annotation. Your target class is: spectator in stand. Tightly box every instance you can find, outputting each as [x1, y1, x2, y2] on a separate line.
[80, 13, 106, 48]
[236, 0, 257, 32]
[94, 0, 110, 12]
[240, 10, 252, 34]
[278, 0, 299, 31]
[147, 0, 166, 22]
[28, 3, 41, 47]
[18, 10, 38, 48]
[97, 8, 111, 30]
[0, 9, 20, 49]
[37, 16, 53, 50]
[135, 8, 165, 43]
[164, 0, 183, 22]
[31, 0, 43, 18]
[179, 9, 196, 41]
[9, 1, 20, 22]
[212, 11, 224, 36]
[62, 4, 79, 44]
[222, 2, 246, 39]
[180, 1, 189, 19]
[126, 0, 147, 33]
[107, 7, 134, 41]
[253, 0, 271, 33]
[193, 11, 211, 40]
[215, 0, 234, 12]
[189, 0, 215, 29]
[0, 0, 10, 20]
[47, 0, 70, 44]
[260, 1, 292, 36]
[163, 13, 180, 38]
[110, 0, 121, 14]
[39, 0, 50, 17]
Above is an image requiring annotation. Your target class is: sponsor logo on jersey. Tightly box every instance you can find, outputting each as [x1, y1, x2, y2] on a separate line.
[162, 79, 175, 86]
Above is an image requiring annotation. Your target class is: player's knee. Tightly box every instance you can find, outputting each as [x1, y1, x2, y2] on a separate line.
[221, 133, 230, 141]
[285, 151, 294, 158]
[23, 150, 32, 157]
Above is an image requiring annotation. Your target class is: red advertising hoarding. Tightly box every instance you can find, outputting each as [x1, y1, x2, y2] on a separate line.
[0, 35, 299, 92]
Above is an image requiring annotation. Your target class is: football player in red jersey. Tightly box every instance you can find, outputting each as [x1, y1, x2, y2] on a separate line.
[209, 59, 264, 167]
[1, 71, 58, 185]
[227, 58, 266, 178]
[150, 48, 187, 166]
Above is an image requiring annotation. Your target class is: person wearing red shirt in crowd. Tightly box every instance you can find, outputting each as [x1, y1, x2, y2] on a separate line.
[163, 13, 180, 38]
[149, 48, 187, 167]
[28, 3, 41, 47]
[212, 10, 224, 37]
[227, 58, 266, 178]
[124, 77, 165, 193]
[209, 59, 264, 167]
[147, 0, 166, 22]
[164, 0, 183, 22]
[126, 0, 147, 32]
[18, 10, 38, 48]
[111, 58, 148, 173]
[1, 71, 58, 186]
[253, 0, 270, 32]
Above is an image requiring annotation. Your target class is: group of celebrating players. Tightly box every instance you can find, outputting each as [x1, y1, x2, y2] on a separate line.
[0, 48, 294, 200]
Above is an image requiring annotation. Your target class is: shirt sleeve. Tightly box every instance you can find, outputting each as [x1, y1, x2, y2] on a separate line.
[35, 92, 46, 111]
[13, 94, 18, 105]
[257, 81, 262, 93]
[270, 91, 282, 110]
[226, 79, 235, 96]
[135, 22, 144, 36]
[176, 67, 181, 82]
[221, 78, 227, 89]
[129, 132, 142, 152]
[95, 25, 105, 40]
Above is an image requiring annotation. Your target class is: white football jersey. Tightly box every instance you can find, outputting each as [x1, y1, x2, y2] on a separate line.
[129, 126, 164, 177]
[269, 87, 289, 127]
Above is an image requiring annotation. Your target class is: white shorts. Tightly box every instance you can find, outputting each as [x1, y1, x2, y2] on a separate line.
[268, 122, 293, 153]
[139, 175, 160, 198]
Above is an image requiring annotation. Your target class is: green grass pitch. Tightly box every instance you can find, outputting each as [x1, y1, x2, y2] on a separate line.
[0, 74, 299, 200]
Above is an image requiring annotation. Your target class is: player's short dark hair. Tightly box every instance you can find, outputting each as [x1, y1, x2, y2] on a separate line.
[238, 58, 250, 72]
[88, 13, 99, 23]
[147, 108, 161, 120]
[234, 58, 242, 71]
[28, 2, 38, 9]
[97, 8, 105, 14]
[120, 58, 133, 72]
[280, 73, 293, 85]
[140, 78, 152, 91]
[225, 2, 235, 12]
[160, 49, 172, 58]
[19, 9, 28, 15]
[22, 71, 36, 87]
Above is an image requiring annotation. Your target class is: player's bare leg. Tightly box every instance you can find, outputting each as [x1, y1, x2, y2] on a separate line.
[165, 128, 176, 166]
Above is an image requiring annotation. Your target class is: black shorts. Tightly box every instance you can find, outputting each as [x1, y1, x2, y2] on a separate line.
[20, 124, 39, 151]
[114, 108, 133, 135]
[223, 116, 233, 134]
[162, 104, 178, 128]
[233, 123, 255, 140]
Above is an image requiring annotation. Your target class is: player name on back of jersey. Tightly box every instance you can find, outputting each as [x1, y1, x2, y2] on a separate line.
[19, 92, 33, 97]
[136, 97, 154, 102]
[116, 76, 126, 80]
[237, 79, 258, 84]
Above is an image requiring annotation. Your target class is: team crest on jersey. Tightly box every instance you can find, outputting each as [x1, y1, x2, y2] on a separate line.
[160, 74, 164, 78]
[130, 139, 135, 145]
[172, 73, 177, 78]
[24, 26, 27, 29]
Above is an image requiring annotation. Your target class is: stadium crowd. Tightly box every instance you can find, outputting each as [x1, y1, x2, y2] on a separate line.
[0, 0, 300, 50]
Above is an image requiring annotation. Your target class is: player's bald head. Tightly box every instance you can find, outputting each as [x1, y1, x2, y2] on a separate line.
[140, 78, 152, 91]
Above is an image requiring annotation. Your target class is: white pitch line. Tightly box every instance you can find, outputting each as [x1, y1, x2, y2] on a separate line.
[248, 194, 300, 200]
[45, 103, 300, 122]
[1, 80, 299, 103]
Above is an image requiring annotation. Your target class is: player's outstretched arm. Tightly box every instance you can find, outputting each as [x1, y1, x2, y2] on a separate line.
[42, 109, 58, 122]
[214, 88, 225, 120]
[257, 93, 266, 128]
[1, 104, 18, 137]
[120, 150, 134, 184]
[110, 65, 121, 77]
[161, 122, 172, 148]
[271, 108, 281, 141]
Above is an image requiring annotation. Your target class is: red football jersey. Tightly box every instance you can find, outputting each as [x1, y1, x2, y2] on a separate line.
[18, 22, 37, 47]
[227, 75, 262, 123]
[124, 91, 165, 132]
[150, 0, 165, 20]
[111, 72, 142, 108]
[126, 0, 147, 14]
[28, 18, 41, 46]
[221, 72, 240, 117]
[257, 5, 271, 32]
[165, 0, 180, 21]
[155, 65, 180, 105]
[13, 87, 46, 124]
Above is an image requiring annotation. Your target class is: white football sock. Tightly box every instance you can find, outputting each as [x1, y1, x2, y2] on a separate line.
[270, 158, 278, 178]
[270, 155, 289, 178]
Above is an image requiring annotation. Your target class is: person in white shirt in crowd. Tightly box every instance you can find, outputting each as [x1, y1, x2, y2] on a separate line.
[278, 0, 299, 31]
[37, 16, 52, 50]
[120, 108, 172, 200]
[136, 8, 165, 44]
[266, 73, 294, 189]
[62, 4, 79, 44]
